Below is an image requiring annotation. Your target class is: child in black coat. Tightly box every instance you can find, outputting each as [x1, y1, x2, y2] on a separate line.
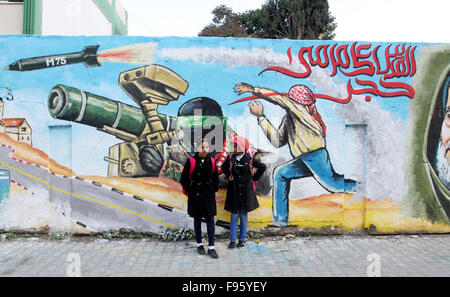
[180, 139, 219, 258]
[223, 136, 266, 248]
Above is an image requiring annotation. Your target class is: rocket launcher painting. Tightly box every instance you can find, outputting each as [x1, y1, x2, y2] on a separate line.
[48, 83, 179, 178]
[48, 65, 188, 178]
[4, 45, 101, 71]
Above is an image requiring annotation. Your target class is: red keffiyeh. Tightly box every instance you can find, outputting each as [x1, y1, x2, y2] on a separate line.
[288, 85, 326, 136]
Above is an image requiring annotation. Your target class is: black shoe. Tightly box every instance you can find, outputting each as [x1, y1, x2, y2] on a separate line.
[237, 240, 245, 248]
[228, 242, 236, 249]
[207, 248, 219, 259]
[197, 245, 206, 255]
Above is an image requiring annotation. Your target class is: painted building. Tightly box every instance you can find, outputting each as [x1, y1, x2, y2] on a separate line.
[0, 88, 32, 145]
[0, 0, 127, 35]
[0, 35, 449, 236]
[0, 118, 32, 145]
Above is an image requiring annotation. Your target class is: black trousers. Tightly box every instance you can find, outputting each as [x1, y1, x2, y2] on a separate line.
[193, 216, 215, 246]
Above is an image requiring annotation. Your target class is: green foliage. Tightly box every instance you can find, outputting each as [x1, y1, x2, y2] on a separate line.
[50, 233, 67, 240]
[242, 0, 335, 40]
[102, 232, 145, 240]
[198, 5, 249, 37]
[199, 0, 336, 40]
[4, 233, 16, 240]
[157, 228, 195, 242]
[101, 229, 195, 241]
[247, 231, 265, 239]
[1, 232, 41, 240]
[319, 13, 337, 40]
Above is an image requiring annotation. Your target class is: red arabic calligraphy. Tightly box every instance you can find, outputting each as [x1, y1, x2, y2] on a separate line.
[259, 42, 416, 102]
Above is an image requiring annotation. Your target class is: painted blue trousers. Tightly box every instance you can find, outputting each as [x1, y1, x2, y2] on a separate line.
[272, 148, 357, 225]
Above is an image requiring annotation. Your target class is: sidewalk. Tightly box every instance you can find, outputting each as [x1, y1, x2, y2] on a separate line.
[0, 233, 449, 277]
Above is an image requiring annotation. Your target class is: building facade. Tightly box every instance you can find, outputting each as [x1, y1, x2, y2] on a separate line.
[0, 0, 127, 35]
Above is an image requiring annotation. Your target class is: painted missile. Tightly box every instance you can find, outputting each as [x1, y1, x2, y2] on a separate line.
[4, 45, 100, 71]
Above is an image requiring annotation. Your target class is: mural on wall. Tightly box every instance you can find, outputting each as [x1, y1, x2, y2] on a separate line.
[0, 36, 449, 234]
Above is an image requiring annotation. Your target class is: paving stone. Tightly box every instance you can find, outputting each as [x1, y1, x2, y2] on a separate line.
[0, 234, 449, 277]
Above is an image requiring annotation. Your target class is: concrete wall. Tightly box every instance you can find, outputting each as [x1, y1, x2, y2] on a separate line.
[0, 35, 449, 235]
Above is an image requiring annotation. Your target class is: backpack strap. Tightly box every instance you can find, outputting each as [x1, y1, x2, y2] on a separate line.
[248, 150, 256, 173]
[211, 157, 216, 173]
[248, 152, 257, 191]
[189, 157, 196, 182]
[229, 154, 233, 177]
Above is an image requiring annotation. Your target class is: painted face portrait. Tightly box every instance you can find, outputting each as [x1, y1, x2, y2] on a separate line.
[418, 53, 450, 223]
[434, 77, 450, 188]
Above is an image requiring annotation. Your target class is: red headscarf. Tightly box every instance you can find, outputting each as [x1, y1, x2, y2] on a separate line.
[232, 135, 250, 153]
[214, 132, 257, 175]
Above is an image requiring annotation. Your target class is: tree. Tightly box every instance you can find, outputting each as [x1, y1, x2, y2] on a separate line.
[199, 0, 337, 40]
[198, 5, 249, 37]
[319, 13, 337, 40]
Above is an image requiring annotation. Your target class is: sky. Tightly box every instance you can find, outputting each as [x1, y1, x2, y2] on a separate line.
[120, 0, 450, 43]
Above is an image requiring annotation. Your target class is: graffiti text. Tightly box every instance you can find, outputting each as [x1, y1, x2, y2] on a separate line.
[260, 42, 417, 102]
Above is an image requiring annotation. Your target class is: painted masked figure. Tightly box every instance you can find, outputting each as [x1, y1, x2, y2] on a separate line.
[233, 83, 357, 226]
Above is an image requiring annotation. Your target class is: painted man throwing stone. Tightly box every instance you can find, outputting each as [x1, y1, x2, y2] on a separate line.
[233, 82, 357, 226]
